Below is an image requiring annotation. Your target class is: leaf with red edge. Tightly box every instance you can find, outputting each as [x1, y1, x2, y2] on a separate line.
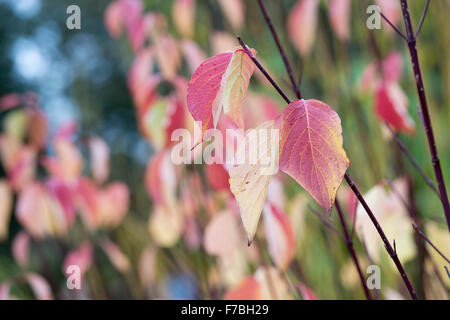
[375, 82, 415, 134]
[263, 203, 295, 271]
[287, 0, 319, 57]
[187, 47, 257, 135]
[329, 0, 351, 41]
[279, 99, 349, 212]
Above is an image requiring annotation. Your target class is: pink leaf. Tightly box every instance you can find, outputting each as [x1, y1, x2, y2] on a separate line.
[329, 0, 351, 41]
[288, 0, 319, 56]
[187, 48, 257, 135]
[25, 273, 54, 300]
[12, 231, 30, 268]
[204, 211, 241, 258]
[63, 242, 93, 276]
[100, 239, 131, 273]
[279, 99, 349, 212]
[218, 0, 245, 31]
[263, 203, 295, 271]
[89, 136, 110, 184]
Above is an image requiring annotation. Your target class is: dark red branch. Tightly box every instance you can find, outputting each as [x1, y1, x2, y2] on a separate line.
[412, 224, 450, 264]
[385, 123, 439, 196]
[335, 200, 372, 300]
[257, 0, 301, 99]
[399, 0, 450, 232]
[344, 174, 418, 299]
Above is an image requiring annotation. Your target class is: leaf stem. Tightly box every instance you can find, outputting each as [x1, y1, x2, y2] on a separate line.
[257, 0, 301, 99]
[344, 174, 418, 299]
[399, 0, 450, 232]
[335, 199, 372, 300]
[412, 224, 450, 264]
[385, 123, 440, 196]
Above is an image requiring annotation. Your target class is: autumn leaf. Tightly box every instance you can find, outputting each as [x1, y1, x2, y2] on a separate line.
[229, 120, 279, 243]
[375, 82, 415, 134]
[263, 203, 295, 271]
[187, 47, 257, 135]
[172, 0, 196, 38]
[218, 0, 245, 31]
[279, 99, 349, 212]
[328, 0, 351, 41]
[287, 0, 319, 57]
[355, 178, 416, 263]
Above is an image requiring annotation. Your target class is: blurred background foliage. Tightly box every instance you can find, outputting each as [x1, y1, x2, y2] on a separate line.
[0, 0, 449, 299]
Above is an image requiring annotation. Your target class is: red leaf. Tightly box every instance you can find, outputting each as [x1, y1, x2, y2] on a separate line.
[329, 0, 351, 41]
[375, 82, 415, 134]
[187, 48, 257, 135]
[279, 99, 349, 212]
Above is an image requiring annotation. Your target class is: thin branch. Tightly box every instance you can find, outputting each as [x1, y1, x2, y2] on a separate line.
[385, 123, 440, 196]
[344, 174, 418, 299]
[412, 224, 450, 264]
[308, 205, 346, 241]
[335, 200, 372, 300]
[380, 12, 408, 41]
[238, 36, 418, 299]
[400, 0, 450, 232]
[415, 0, 430, 38]
[257, 0, 301, 99]
[238, 37, 291, 104]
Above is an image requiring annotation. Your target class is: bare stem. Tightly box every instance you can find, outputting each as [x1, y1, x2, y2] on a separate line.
[238, 37, 418, 299]
[399, 0, 450, 231]
[385, 123, 439, 196]
[344, 174, 418, 299]
[380, 12, 408, 41]
[335, 200, 372, 300]
[415, 0, 430, 38]
[257, 0, 301, 99]
[308, 205, 346, 241]
[412, 224, 450, 264]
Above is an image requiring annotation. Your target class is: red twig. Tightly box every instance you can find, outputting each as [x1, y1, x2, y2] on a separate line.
[335, 200, 372, 300]
[399, 0, 450, 232]
[257, 0, 301, 99]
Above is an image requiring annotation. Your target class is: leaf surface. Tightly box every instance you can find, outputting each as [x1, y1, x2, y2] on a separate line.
[229, 120, 278, 242]
[187, 48, 257, 135]
[279, 99, 349, 212]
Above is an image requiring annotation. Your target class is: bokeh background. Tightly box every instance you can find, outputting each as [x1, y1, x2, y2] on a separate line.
[0, 0, 449, 300]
